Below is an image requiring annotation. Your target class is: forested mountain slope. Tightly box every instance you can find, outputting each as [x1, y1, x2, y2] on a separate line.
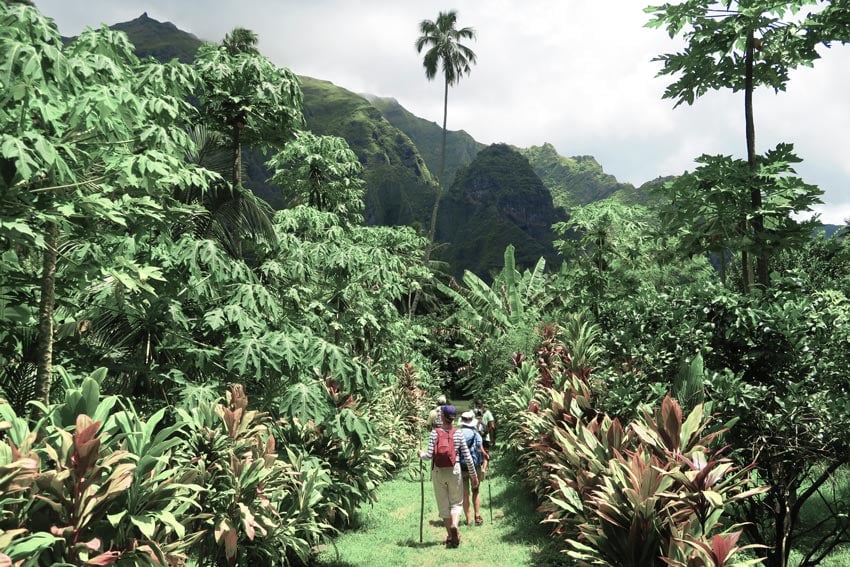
[437, 144, 567, 277]
[366, 94, 484, 188]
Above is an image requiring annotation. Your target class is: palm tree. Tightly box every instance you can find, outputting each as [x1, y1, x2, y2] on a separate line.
[412, 10, 476, 314]
[222, 27, 259, 56]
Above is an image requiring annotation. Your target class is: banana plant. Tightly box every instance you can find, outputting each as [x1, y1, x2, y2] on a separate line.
[440, 244, 548, 334]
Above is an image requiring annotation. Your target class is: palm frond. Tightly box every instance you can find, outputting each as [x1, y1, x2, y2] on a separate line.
[0, 362, 38, 416]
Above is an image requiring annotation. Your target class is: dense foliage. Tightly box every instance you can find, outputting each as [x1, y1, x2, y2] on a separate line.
[2, 2, 849, 566]
[0, 3, 436, 564]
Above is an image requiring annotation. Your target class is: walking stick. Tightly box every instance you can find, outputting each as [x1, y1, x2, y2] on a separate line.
[419, 458, 424, 543]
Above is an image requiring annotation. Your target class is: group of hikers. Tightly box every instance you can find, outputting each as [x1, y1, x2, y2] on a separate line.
[418, 395, 497, 549]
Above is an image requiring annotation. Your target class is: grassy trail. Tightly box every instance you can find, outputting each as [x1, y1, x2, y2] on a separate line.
[313, 456, 567, 567]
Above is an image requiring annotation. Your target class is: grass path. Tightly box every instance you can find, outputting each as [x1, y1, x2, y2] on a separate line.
[312, 456, 567, 567]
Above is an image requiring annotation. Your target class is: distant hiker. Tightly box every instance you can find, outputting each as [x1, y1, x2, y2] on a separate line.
[419, 405, 478, 548]
[459, 410, 489, 526]
[476, 399, 496, 449]
[426, 394, 447, 431]
[474, 408, 489, 470]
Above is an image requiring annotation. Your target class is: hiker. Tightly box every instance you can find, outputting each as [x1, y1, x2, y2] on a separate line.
[476, 399, 496, 449]
[459, 410, 489, 526]
[474, 408, 489, 472]
[419, 405, 478, 548]
[426, 394, 447, 430]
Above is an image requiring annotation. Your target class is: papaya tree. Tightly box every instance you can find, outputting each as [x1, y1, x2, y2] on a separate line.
[0, 3, 215, 407]
[647, 0, 825, 291]
[192, 28, 304, 262]
[194, 28, 303, 190]
[266, 131, 365, 224]
[654, 147, 821, 289]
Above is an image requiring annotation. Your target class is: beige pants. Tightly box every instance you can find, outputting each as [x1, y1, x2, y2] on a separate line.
[431, 463, 463, 518]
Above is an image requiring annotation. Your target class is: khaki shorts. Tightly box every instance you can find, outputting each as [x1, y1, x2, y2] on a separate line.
[462, 465, 486, 487]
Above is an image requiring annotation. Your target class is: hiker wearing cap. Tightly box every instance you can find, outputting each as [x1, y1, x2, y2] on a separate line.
[426, 394, 447, 431]
[459, 410, 489, 526]
[419, 405, 478, 548]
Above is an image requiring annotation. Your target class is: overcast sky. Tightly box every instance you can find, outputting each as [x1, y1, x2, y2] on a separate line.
[35, 0, 850, 224]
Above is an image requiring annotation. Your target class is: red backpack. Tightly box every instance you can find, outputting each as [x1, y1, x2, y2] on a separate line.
[433, 427, 457, 468]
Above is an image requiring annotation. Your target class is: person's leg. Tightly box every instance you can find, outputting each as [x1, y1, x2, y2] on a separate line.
[433, 468, 453, 543]
[447, 466, 464, 546]
[474, 466, 486, 524]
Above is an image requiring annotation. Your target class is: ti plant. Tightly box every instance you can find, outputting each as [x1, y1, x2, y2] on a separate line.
[179, 384, 325, 566]
[558, 397, 766, 566]
[499, 329, 766, 567]
[0, 403, 52, 566]
[34, 414, 135, 566]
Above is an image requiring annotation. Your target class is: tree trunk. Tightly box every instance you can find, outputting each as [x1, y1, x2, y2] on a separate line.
[410, 77, 449, 316]
[35, 220, 58, 408]
[741, 247, 754, 293]
[745, 30, 769, 289]
[232, 120, 244, 257]
[232, 120, 242, 188]
[769, 484, 793, 567]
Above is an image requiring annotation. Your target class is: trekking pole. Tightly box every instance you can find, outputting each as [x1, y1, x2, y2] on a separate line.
[487, 451, 493, 522]
[488, 472, 492, 522]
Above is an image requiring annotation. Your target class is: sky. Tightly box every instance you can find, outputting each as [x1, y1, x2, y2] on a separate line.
[35, 0, 850, 224]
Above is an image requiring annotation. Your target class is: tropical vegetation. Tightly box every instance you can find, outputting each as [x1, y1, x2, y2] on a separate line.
[1, 1, 849, 566]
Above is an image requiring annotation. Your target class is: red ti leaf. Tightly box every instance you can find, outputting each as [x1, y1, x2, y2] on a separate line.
[84, 551, 121, 565]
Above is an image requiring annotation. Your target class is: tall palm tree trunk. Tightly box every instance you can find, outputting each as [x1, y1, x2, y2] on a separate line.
[232, 120, 244, 257]
[426, 78, 449, 246]
[35, 219, 58, 408]
[410, 78, 449, 316]
[233, 121, 242, 188]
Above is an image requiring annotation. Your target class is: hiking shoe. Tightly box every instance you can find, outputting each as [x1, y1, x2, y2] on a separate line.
[475, 515, 484, 526]
[449, 526, 460, 548]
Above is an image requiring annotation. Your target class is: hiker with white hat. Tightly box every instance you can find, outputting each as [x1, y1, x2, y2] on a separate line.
[459, 410, 489, 526]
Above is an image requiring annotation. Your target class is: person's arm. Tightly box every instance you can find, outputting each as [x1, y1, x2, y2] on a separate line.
[419, 430, 437, 459]
[456, 431, 478, 484]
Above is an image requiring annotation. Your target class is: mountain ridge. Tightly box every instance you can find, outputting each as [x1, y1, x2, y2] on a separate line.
[75, 12, 610, 277]
[63, 12, 838, 277]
